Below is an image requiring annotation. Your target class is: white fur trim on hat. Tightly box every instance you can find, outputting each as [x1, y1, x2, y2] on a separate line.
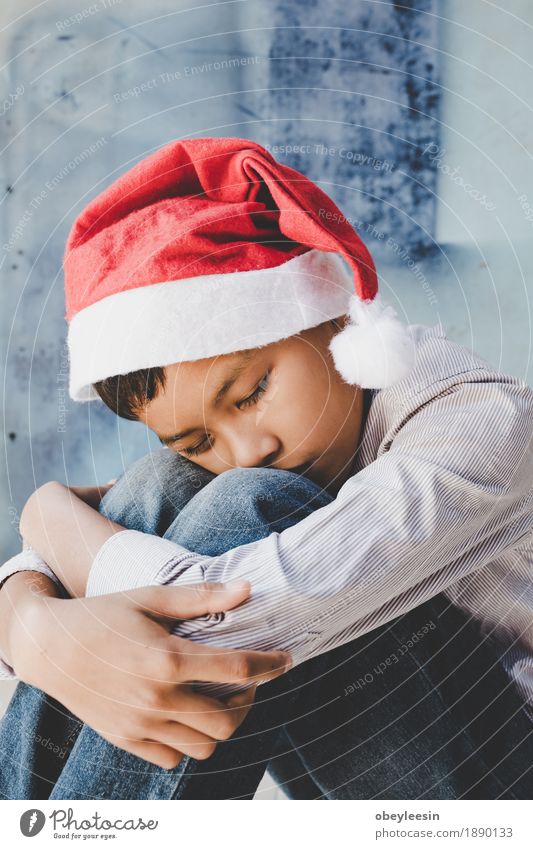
[68, 249, 354, 401]
[328, 292, 416, 388]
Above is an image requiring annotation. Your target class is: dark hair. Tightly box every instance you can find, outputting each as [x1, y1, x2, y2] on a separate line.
[93, 366, 166, 420]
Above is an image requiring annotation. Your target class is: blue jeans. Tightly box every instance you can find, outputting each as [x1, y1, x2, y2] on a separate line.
[1, 450, 532, 799]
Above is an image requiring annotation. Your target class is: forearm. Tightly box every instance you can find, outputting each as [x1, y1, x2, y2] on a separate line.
[0, 571, 60, 677]
[20, 482, 124, 597]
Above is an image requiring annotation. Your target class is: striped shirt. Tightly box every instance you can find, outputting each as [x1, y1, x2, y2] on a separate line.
[1, 323, 533, 705]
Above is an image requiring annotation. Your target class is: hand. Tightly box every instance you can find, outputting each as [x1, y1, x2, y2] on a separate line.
[68, 479, 116, 509]
[9, 580, 292, 769]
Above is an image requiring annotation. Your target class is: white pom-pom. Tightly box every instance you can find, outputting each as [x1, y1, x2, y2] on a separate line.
[329, 293, 416, 388]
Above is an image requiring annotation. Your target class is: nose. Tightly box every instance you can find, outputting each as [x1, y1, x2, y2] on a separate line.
[229, 424, 281, 470]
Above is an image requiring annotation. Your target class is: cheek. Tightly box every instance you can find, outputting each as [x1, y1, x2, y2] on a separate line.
[273, 377, 330, 444]
[288, 367, 350, 445]
[291, 361, 335, 418]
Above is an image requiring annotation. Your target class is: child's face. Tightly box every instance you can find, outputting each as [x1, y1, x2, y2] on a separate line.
[139, 317, 365, 494]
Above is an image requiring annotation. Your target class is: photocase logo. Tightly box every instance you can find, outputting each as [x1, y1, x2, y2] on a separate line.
[20, 809, 46, 837]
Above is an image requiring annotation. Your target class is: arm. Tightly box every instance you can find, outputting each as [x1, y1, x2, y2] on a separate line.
[0, 570, 290, 767]
[0, 478, 117, 610]
[3, 492, 291, 767]
[0, 481, 120, 675]
[0, 570, 62, 678]
[85, 375, 533, 672]
[19, 482, 124, 598]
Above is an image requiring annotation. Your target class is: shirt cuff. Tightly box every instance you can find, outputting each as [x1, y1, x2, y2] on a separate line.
[0, 548, 65, 680]
[86, 529, 208, 597]
[0, 548, 63, 593]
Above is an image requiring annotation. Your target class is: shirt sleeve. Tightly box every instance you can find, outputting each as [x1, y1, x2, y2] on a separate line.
[0, 548, 66, 680]
[86, 374, 533, 675]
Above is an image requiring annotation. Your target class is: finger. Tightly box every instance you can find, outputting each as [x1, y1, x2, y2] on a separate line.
[220, 684, 258, 729]
[225, 683, 257, 708]
[131, 581, 252, 620]
[103, 732, 184, 771]
[155, 685, 257, 738]
[168, 638, 292, 684]
[149, 720, 219, 760]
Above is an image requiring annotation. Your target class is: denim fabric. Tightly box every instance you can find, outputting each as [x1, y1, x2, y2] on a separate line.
[0, 450, 531, 799]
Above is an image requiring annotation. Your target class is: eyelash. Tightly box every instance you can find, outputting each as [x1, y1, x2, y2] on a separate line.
[236, 372, 270, 410]
[181, 372, 270, 457]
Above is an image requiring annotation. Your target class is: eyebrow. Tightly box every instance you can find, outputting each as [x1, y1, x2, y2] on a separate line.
[158, 350, 255, 446]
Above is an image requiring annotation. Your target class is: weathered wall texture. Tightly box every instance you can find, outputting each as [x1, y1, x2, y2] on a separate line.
[255, 0, 440, 257]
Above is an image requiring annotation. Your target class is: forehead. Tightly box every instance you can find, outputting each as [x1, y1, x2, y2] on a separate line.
[167, 347, 257, 394]
[142, 347, 261, 431]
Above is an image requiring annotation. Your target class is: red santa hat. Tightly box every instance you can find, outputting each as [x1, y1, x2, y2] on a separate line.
[64, 136, 415, 401]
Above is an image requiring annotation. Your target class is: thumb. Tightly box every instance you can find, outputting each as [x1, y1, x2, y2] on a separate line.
[131, 579, 252, 620]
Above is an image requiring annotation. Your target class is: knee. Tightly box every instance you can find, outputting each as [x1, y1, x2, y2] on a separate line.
[165, 467, 303, 554]
[200, 466, 298, 502]
[189, 466, 327, 522]
[99, 449, 214, 534]
[99, 449, 173, 520]
[107, 449, 195, 494]
[166, 467, 332, 553]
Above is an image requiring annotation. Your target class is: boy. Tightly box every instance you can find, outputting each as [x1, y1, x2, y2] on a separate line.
[0, 137, 532, 799]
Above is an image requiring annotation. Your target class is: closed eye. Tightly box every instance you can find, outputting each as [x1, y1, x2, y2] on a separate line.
[181, 435, 212, 457]
[180, 372, 270, 457]
[236, 372, 270, 410]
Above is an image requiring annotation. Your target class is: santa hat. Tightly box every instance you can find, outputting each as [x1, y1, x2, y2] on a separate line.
[64, 136, 415, 401]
